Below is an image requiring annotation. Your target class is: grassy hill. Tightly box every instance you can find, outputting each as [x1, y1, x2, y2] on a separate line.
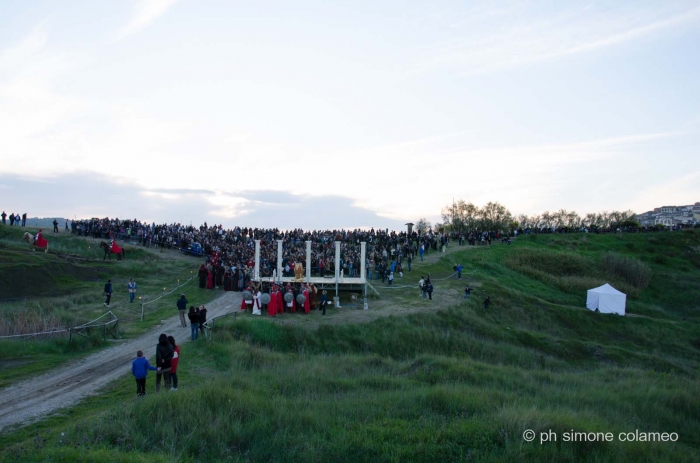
[0, 225, 218, 387]
[0, 228, 699, 462]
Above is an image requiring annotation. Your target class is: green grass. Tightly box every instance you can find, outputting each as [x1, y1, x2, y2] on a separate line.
[0, 224, 219, 383]
[1, 228, 699, 462]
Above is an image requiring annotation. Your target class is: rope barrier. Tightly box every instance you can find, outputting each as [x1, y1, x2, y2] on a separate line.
[2, 268, 197, 340]
[0, 329, 68, 339]
[142, 275, 196, 306]
[72, 311, 116, 330]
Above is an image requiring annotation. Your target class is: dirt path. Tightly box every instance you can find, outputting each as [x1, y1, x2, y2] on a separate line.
[0, 291, 241, 433]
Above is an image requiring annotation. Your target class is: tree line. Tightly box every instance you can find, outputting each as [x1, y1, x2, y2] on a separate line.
[414, 200, 638, 234]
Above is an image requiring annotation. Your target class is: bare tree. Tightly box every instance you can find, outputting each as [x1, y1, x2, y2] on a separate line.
[416, 218, 431, 235]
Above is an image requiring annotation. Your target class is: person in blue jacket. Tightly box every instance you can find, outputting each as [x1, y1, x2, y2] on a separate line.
[132, 350, 158, 396]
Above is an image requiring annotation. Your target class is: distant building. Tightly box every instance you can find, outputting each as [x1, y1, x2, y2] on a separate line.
[636, 203, 699, 227]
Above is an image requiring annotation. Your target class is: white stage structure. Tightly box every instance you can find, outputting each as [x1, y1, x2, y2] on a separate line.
[253, 240, 368, 307]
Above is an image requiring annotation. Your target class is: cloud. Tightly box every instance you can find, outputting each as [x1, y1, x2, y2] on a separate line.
[0, 173, 407, 230]
[117, 0, 178, 39]
[410, 4, 700, 75]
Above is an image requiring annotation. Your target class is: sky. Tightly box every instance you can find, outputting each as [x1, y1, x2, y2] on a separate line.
[1, 0, 699, 229]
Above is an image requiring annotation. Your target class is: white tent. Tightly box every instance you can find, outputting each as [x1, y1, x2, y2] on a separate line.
[586, 283, 626, 316]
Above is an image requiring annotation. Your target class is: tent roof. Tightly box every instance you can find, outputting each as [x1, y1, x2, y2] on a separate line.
[588, 283, 625, 295]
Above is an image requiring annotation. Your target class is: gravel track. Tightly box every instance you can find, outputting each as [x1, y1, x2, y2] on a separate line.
[0, 291, 241, 433]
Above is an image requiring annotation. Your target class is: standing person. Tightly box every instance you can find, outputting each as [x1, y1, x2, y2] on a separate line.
[167, 336, 180, 391]
[127, 278, 137, 303]
[177, 294, 188, 328]
[418, 276, 426, 299]
[483, 296, 491, 309]
[131, 350, 158, 397]
[456, 264, 463, 279]
[21, 213, 26, 227]
[302, 284, 310, 314]
[53, 219, 59, 233]
[388, 272, 394, 285]
[103, 279, 113, 307]
[198, 305, 207, 336]
[407, 254, 412, 272]
[267, 285, 277, 317]
[65, 219, 69, 231]
[1, 211, 6, 224]
[321, 290, 328, 315]
[9, 213, 15, 226]
[155, 333, 173, 392]
[188, 306, 200, 340]
[427, 281, 434, 300]
[198, 264, 207, 288]
[419, 244, 425, 261]
[464, 285, 471, 300]
[252, 287, 262, 315]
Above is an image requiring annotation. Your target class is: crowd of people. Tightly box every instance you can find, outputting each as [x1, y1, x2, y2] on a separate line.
[70, 217, 460, 288]
[1, 211, 27, 227]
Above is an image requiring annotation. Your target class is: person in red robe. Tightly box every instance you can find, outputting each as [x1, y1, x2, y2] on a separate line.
[241, 284, 253, 311]
[302, 285, 310, 314]
[34, 229, 49, 248]
[309, 284, 317, 310]
[276, 286, 284, 314]
[267, 290, 276, 317]
[206, 268, 214, 289]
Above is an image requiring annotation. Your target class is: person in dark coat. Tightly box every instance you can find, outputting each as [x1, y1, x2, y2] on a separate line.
[198, 305, 208, 336]
[155, 333, 173, 392]
[198, 264, 207, 288]
[188, 306, 200, 341]
[483, 296, 490, 309]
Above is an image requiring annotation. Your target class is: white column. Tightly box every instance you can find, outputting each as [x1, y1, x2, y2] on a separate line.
[254, 240, 261, 281]
[360, 241, 366, 282]
[306, 241, 311, 282]
[334, 241, 340, 282]
[277, 240, 283, 282]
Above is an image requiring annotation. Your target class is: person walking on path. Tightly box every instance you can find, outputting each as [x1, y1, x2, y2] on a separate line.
[407, 254, 412, 272]
[127, 279, 137, 303]
[188, 306, 200, 341]
[427, 282, 434, 300]
[167, 336, 180, 391]
[419, 244, 425, 261]
[155, 333, 173, 392]
[103, 279, 113, 307]
[131, 350, 158, 396]
[177, 294, 188, 327]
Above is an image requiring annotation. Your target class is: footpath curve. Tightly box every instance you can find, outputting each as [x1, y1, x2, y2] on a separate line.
[0, 291, 241, 433]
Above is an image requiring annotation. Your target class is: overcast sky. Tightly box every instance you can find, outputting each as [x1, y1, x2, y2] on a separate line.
[1, 0, 699, 229]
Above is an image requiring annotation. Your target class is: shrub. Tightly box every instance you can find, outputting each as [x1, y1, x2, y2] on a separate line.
[599, 252, 652, 289]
